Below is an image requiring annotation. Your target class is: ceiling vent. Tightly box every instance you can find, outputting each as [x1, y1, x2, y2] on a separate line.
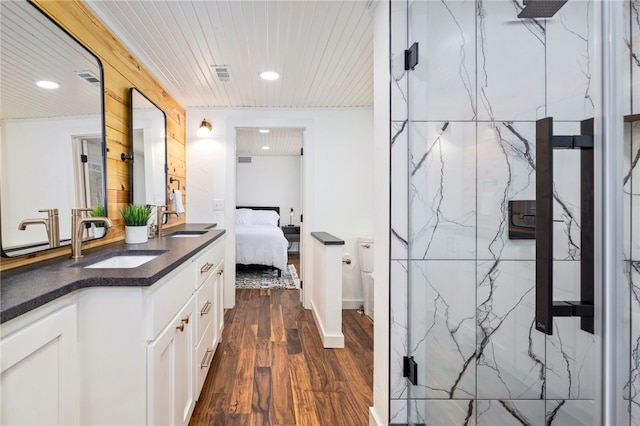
[238, 156, 252, 163]
[75, 70, 101, 86]
[212, 65, 230, 82]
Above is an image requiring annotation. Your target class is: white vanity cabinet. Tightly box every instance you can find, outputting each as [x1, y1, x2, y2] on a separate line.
[75, 235, 225, 425]
[193, 240, 224, 397]
[0, 301, 78, 425]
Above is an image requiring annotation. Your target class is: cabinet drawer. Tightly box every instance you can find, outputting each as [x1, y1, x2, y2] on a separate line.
[146, 265, 194, 341]
[195, 240, 224, 289]
[195, 322, 214, 398]
[195, 275, 213, 346]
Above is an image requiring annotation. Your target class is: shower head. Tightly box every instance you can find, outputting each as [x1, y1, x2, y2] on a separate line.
[517, 0, 568, 18]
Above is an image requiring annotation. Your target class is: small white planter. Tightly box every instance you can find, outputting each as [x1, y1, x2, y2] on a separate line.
[94, 226, 106, 239]
[125, 225, 148, 244]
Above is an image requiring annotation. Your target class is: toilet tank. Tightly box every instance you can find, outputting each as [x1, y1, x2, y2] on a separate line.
[357, 236, 375, 273]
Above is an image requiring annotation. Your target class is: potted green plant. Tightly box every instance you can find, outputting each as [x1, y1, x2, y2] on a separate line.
[121, 203, 152, 244]
[90, 204, 107, 238]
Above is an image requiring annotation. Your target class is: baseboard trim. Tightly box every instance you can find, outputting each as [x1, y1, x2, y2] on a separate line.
[369, 406, 385, 426]
[310, 299, 345, 348]
[342, 299, 364, 310]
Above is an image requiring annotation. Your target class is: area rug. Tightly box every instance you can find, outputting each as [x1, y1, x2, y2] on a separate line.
[235, 264, 300, 289]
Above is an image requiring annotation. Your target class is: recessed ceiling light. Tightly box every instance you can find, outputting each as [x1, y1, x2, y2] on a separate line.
[36, 80, 59, 89]
[259, 129, 270, 134]
[262, 146, 270, 150]
[259, 71, 280, 81]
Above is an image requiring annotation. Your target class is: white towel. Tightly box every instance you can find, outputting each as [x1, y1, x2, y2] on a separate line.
[170, 190, 185, 213]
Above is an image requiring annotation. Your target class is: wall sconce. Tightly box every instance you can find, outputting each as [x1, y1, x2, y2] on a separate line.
[289, 208, 294, 226]
[197, 118, 212, 138]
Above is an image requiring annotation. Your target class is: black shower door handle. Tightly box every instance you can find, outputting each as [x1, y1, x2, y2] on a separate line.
[535, 117, 594, 336]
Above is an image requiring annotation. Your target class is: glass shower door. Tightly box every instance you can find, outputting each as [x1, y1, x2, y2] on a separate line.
[390, 0, 638, 424]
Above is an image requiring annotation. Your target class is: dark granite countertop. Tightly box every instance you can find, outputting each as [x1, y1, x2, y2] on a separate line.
[1, 224, 225, 324]
[311, 232, 345, 246]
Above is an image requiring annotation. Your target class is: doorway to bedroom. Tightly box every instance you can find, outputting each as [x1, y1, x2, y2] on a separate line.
[235, 127, 304, 291]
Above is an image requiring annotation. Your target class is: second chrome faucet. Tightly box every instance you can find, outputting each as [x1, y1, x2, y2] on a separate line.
[71, 208, 112, 258]
[156, 205, 180, 237]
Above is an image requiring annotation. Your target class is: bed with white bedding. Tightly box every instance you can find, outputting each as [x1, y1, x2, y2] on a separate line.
[235, 207, 288, 275]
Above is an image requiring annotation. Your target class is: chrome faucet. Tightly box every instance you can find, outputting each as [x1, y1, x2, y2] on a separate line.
[18, 208, 61, 248]
[71, 208, 113, 259]
[156, 205, 180, 237]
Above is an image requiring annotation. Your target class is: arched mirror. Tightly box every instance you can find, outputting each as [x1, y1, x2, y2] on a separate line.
[127, 88, 167, 208]
[0, 1, 106, 257]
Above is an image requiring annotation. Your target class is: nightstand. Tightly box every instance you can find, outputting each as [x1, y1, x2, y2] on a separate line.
[281, 226, 300, 253]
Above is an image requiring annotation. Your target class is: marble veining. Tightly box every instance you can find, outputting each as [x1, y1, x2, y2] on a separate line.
[392, 121, 409, 260]
[409, 122, 476, 260]
[390, 260, 409, 400]
[409, 261, 476, 399]
[476, 261, 545, 400]
[435, 0, 476, 120]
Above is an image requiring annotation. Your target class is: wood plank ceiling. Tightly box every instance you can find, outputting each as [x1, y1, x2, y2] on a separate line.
[235, 128, 304, 156]
[84, 0, 375, 110]
[0, 1, 102, 120]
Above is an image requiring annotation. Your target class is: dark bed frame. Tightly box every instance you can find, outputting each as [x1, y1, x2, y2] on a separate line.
[236, 206, 282, 277]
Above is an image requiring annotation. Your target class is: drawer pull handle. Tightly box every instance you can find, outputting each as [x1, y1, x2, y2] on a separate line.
[201, 349, 214, 369]
[200, 262, 213, 273]
[176, 322, 185, 332]
[181, 315, 189, 325]
[217, 268, 224, 275]
[200, 300, 212, 316]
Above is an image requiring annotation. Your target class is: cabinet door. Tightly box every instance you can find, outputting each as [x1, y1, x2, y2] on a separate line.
[1, 304, 78, 425]
[147, 297, 195, 426]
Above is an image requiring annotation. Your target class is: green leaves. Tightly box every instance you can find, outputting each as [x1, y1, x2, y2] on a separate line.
[121, 204, 152, 226]
[91, 205, 106, 227]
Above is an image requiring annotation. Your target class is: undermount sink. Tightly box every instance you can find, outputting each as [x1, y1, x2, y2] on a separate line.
[167, 230, 207, 238]
[80, 250, 167, 269]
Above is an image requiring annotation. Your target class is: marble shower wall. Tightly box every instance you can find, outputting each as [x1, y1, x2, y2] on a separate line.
[389, 0, 636, 424]
[626, 119, 640, 426]
[625, 0, 640, 422]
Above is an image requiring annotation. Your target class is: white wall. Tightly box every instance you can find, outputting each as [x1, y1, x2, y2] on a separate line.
[371, 1, 390, 425]
[236, 155, 300, 226]
[185, 108, 374, 310]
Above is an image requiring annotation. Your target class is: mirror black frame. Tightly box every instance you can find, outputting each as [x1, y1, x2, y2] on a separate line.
[0, 1, 107, 258]
[127, 87, 168, 208]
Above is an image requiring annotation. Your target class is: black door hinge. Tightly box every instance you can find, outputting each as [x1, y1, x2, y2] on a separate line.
[300, 147, 304, 156]
[403, 356, 418, 385]
[80, 154, 88, 163]
[404, 42, 419, 71]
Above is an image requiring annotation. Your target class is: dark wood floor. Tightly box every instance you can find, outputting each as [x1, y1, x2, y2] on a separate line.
[189, 288, 374, 426]
[288, 253, 300, 273]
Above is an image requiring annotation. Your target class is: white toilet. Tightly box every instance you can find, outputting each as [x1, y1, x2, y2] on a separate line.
[357, 236, 375, 320]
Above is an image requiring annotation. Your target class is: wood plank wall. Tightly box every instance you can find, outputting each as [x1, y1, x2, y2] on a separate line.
[0, 0, 187, 271]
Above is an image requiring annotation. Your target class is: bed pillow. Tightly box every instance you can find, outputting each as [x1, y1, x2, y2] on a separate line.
[236, 208, 253, 225]
[250, 210, 279, 226]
